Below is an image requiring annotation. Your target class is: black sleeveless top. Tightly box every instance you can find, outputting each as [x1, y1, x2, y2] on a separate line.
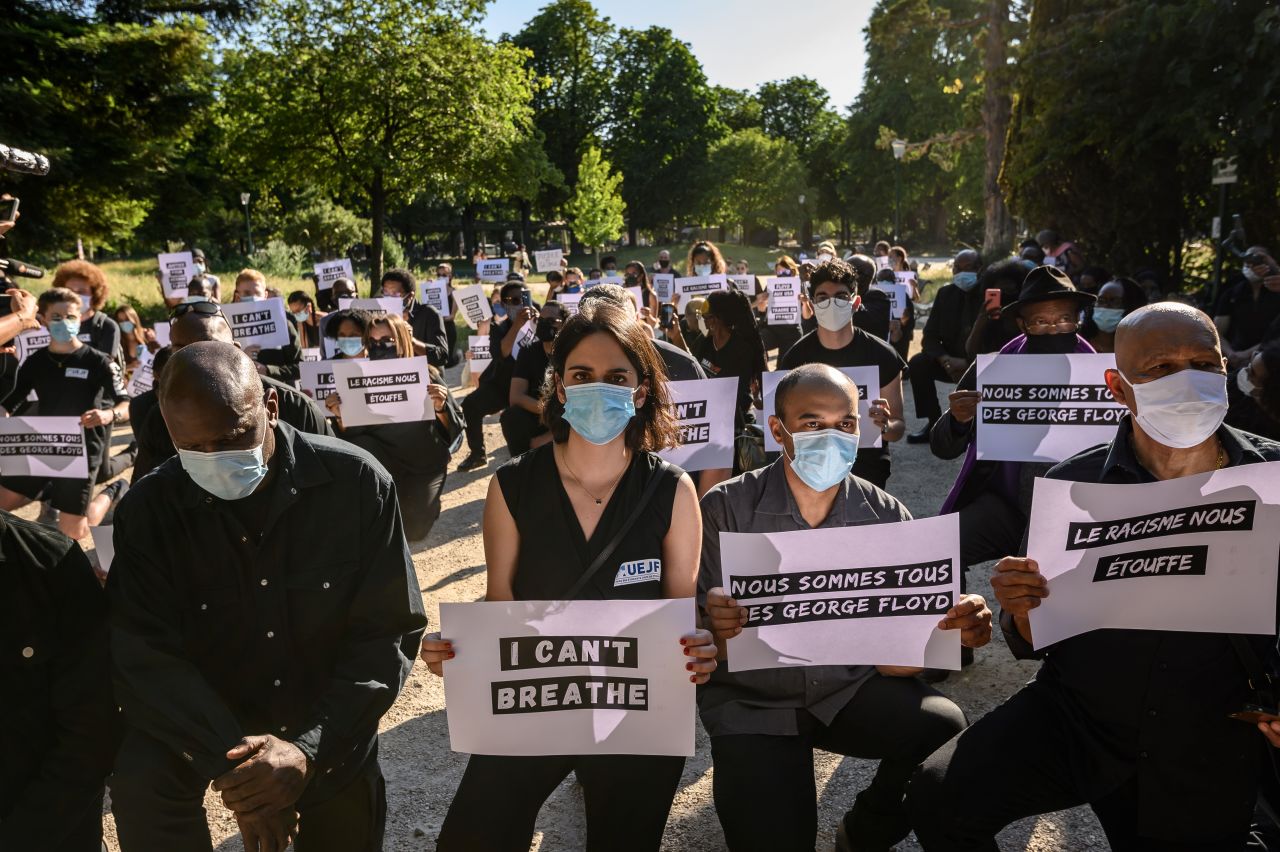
[497, 444, 683, 601]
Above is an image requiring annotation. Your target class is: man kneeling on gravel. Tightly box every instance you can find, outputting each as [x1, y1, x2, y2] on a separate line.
[700, 364, 993, 852]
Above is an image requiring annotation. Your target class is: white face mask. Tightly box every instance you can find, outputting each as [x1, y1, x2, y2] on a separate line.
[1238, 366, 1258, 397]
[1244, 267, 1261, 284]
[814, 296, 854, 331]
[695, 263, 713, 277]
[1120, 368, 1228, 449]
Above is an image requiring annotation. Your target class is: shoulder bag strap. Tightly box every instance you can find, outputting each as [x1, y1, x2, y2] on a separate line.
[562, 460, 672, 600]
[1229, 634, 1277, 708]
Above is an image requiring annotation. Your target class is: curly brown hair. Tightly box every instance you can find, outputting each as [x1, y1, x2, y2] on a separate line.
[51, 260, 108, 309]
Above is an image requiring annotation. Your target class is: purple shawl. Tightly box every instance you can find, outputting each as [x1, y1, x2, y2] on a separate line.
[938, 333, 1096, 515]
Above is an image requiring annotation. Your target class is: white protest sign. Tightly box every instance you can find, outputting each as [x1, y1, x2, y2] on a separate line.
[298, 360, 339, 402]
[330, 355, 433, 427]
[220, 297, 291, 351]
[559, 292, 582, 316]
[300, 347, 321, 363]
[15, 328, 49, 364]
[338, 297, 404, 318]
[511, 322, 538, 360]
[658, 377, 738, 472]
[675, 274, 728, 300]
[454, 284, 494, 329]
[766, 277, 800, 326]
[761, 367, 882, 451]
[975, 353, 1125, 463]
[721, 513, 961, 671]
[127, 348, 155, 398]
[598, 275, 626, 288]
[894, 270, 919, 298]
[90, 525, 115, 575]
[626, 286, 645, 313]
[419, 280, 448, 315]
[313, 258, 353, 292]
[652, 273, 675, 303]
[157, 251, 196, 299]
[440, 598, 696, 757]
[477, 258, 510, 282]
[0, 417, 88, 478]
[534, 249, 564, 273]
[467, 334, 492, 378]
[872, 282, 911, 320]
[727, 274, 754, 296]
[875, 256, 891, 270]
[1026, 462, 1280, 649]
[152, 323, 171, 348]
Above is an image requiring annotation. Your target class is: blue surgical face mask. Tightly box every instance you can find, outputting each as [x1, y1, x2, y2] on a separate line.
[1092, 306, 1124, 332]
[292, 310, 310, 323]
[336, 337, 364, 357]
[562, 382, 637, 445]
[179, 440, 270, 501]
[182, 294, 209, 304]
[48, 318, 81, 343]
[119, 320, 136, 333]
[238, 294, 260, 303]
[782, 425, 860, 492]
[953, 271, 980, 291]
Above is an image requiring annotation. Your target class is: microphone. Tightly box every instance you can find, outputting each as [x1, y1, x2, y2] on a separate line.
[0, 144, 50, 176]
[0, 258, 44, 278]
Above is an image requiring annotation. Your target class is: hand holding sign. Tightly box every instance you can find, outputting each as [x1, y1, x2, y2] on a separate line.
[705, 587, 748, 640]
[681, 629, 717, 684]
[948, 389, 982, 424]
[991, 557, 1049, 629]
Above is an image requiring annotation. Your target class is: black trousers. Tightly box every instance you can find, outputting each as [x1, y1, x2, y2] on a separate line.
[437, 753, 684, 852]
[461, 381, 509, 455]
[499, 405, 547, 458]
[110, 728, 386, 852]
[956, 490, 1027, 592]
[907, 683, 1249, 851]
[906, 353, 953, 424]
[853, 452, 890, 490]
[445, 316, 458, 365]
[0, 790, 104, 851]
[710, 675, 966, 852]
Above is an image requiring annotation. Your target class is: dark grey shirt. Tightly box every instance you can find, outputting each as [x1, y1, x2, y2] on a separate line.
[696, 459, 913, 736]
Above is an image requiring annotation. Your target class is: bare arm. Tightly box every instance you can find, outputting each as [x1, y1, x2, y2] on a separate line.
[508, 376, 542, 414]
[482, 475, 518, 601]
[661, 473, 702, 599]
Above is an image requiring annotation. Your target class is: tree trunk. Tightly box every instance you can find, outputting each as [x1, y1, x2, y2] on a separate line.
[519, 199, 532, 249]
[981, 0, 1015, 257]
[801, 217, 814, 250]
[370, 170, 386, 291]
[628, 219, 639, 248]
[461, 205, 477, 264]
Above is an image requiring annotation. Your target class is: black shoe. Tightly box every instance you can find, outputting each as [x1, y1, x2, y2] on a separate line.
[99, 480, 128, 525]
[835, 814, 896, 852]
[918, 667, 950, 684]
[457, 452, 488, 472]
[906, 422, 936, 444]
[961, 645, 975, 668]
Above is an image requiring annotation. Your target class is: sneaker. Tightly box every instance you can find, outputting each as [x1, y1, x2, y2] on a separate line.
[905, 422, 936, 444]
[99, 480, 128, 526]
[457, 452, 488, 473]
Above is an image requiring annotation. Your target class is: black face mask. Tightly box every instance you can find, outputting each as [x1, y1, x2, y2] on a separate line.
[535, 319, 559, 342]
[624, 274, 639, 286]
[1024, 330, 1079, 354]
[369, 339, 398, 360]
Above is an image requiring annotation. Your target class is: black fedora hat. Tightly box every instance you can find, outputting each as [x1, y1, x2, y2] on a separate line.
[1001, 265, 1096, 318]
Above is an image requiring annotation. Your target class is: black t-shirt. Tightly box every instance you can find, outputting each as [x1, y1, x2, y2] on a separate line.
[778, 327, 906, 389]
[1214, 280, 1280, 351]
[654, 339, 706, 382]
[497, 445, 681, 601]
[78, 312, 121, 364]
[693, 335, 757, 416]
[512, 342, 551, 397]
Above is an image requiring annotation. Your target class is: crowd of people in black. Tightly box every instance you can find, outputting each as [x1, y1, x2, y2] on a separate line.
[6, 229, 1280, 852]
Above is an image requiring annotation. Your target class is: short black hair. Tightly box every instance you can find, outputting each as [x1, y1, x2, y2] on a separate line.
[774, 363, 857, 422]
[499, 281, 526, 301]
[323, 308, 372, 339]
[287, 290, 314, 308]
[601, 255, 617, 268]
[380, 268, 415, 293]
[546, 270, 563, 285]
[808, 259, 856, 293]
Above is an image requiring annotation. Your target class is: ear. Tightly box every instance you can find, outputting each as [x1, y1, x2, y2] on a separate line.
[264, 388, 280, 426]
[768, 414, 788, 451]
[634, 379, 648, 411]
[1103, 368, 1133, 409]
[1015, 316, 1027, 334]
[852, 294, 862, 312]
[555, 374, 566, 405]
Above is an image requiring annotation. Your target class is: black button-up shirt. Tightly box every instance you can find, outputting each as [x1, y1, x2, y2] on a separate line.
[1002, 418, 1280, 840]
[696, 460, 912, 736]
[107, 423, 426, 800]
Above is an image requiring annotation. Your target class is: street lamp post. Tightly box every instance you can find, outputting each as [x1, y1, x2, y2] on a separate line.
[240, 192, 255, 254]
[890, 139, 906, 243]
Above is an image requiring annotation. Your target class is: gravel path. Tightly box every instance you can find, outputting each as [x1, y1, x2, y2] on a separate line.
[87, 344, 1106, 851]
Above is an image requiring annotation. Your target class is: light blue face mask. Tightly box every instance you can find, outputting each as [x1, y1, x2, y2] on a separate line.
[49, 318, 81, 343]
[562, 382, 637, 445]
[181, 295, 209, 304]
[291, 310, 310, 323]
[336, 337, 364, 356]
[953, 271, 980, 291]
[178, 441, 270, 501]
[695, 264, 713, 277]
[119, 320, 136, 333]
[782, 426, 860, 492]
[238, 294, 260, 303]
[1092, 306, 1124, 332]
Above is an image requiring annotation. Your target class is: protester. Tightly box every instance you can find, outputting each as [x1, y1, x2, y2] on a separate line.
[324, 313, 461, 544]
[908, 301, 1278, 849]
[549, 266, 584, 301]
[600, 254, 618, 274]
[132, 301, 333, 482]
[500, 301, 567, 457]
[1227, 339, 1280, 441]
[779, 259, 907, 488]
[324, 307, 373, 359]
[685, 239, 727, 277]
[1077, 265, 1110, 296]
[458, 278, 539, 472]
[287, 290, 324, 349]
[847, 254, 893, 340]
[1, 510, 119, 850]
[882, 248, 917, 360]
[756, 256, 803, 356]
[107, 341, 427, 851]
[1079, 276, 1148, 354]
[1036, 228, 1085, 279]
[420, 300, 716, 851]
[52, 260, 121, 363]
[1213, 248, 1280, 370]
[0, 288, 129, 540]
[928, 266, 1096, 604]
[670, 289, 766, 427]
[115, 304, 146, 372]
[433, 261, 461, 364]
[906, 249, 985, 442]
[378, 267, 449, 366]
[191, 248, 222, 301]
[652, 249, 673, 274]
[700, 364, 991, 852]
[961, 258, 1027, 360]
[234, 268, 303, 383]
[581, 284, 706, 383]
[330, 276, 358, 304]
[625, 259, 659, 315]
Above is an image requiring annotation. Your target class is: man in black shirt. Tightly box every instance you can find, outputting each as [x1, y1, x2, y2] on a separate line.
[500, 301, 566, 457]
[1213, 248, 1280, 370]
[107, 342, 426, 851]
[909, 302, 1280, 849]
[378, 267, 449, 366]
[780, 259, 906, 488]
[1, 510, 119, 851]
[906, 249, 985, 442]
[0, 288, 130, 541]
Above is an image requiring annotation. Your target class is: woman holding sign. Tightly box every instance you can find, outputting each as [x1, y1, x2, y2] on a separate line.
[422, 300, 717, 852]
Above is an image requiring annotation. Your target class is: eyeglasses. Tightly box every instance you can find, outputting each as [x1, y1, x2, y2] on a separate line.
[812, 295, 853, 308]
[1024, 317, 1079, 333]
[169, 301, 225, 321]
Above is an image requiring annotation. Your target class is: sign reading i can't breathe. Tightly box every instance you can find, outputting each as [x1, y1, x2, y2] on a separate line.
[721, 513, 961, 672]
[1026, 463, 1280, 649]
[975, 353, 1125, 463]
[0, 416, 89, 478]
[330, 355, 433, 427]
[760, 366, 883, 451]
[439, 598, 695, 756]
[313, 258, 353, 292]
[298, 360, 339, 402]
[657, 377, 737, 472]
[220, 297, 291, 350]
[476, 258, 510, 282]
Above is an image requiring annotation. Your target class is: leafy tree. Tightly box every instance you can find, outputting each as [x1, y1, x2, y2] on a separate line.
[280, 194, 370, 259]
[704, 129, 806, 243]
[714, 86, 763, 132]
[564, 144, 625, 267]
[758, 77, 831, 159]
[218, 0, 538, 283]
